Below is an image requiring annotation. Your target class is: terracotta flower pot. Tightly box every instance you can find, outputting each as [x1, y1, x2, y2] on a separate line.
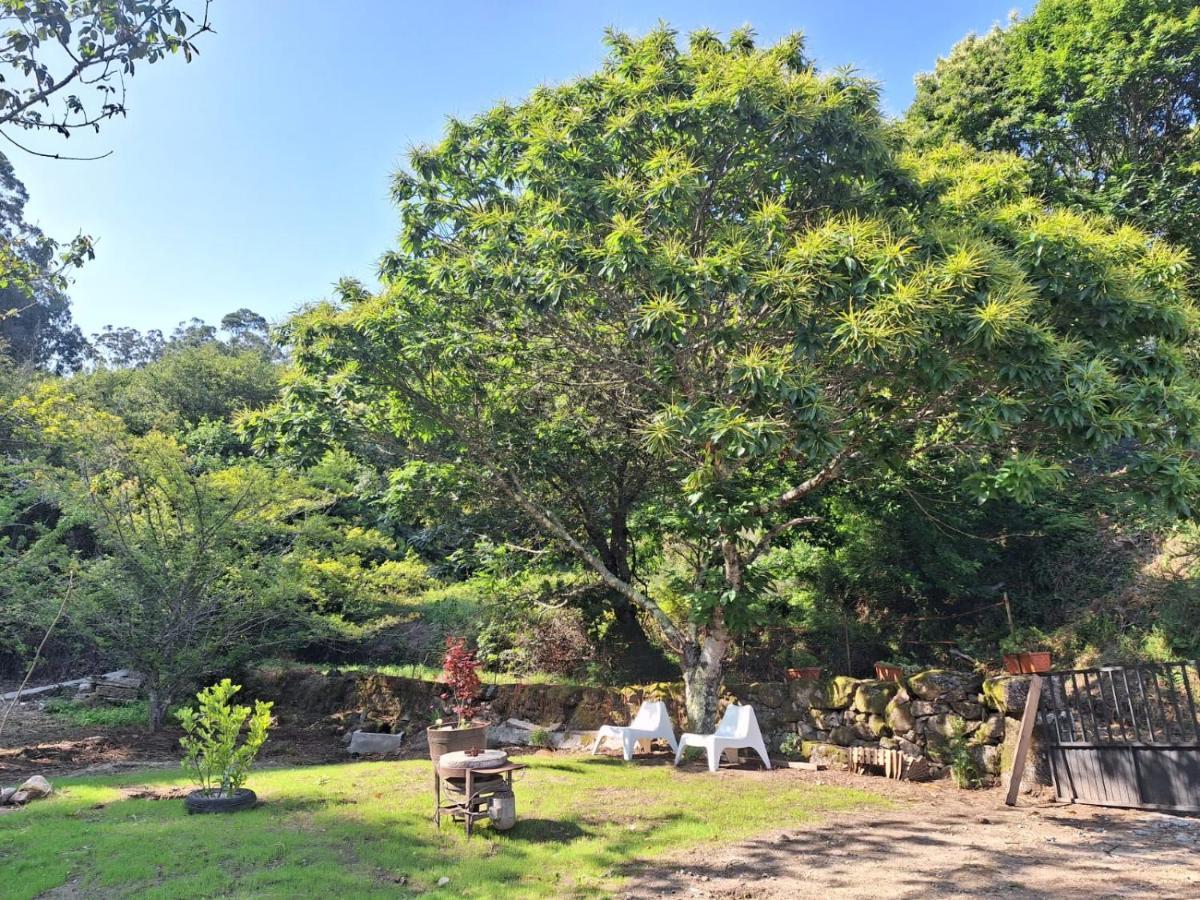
[785, 666, 823, 681]
[874, 663, 904, 683]
[427, 721, 488, 763]
[1002, 651, 1052, 675]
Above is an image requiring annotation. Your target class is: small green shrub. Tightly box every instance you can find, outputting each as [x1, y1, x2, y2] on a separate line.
[528, 727, 552, 748]
[43, 698, 149, 728]
[779, 733, 805, 761]
[176, 679, 273, 796]
[938, 717, 982, 789]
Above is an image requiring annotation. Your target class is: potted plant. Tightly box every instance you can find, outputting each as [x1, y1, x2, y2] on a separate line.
[176, 679, 272, 814]
[873, 661, 905, 683]
[427, 636, 489, 762]
[785, 648, 823, 681]
[1000, 627, 1053, 674]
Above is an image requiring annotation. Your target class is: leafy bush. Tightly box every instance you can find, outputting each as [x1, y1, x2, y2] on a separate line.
[514, 608, 597, 678]
[779, 733, 805, 761]
[937, 717, 982, 790]
[528, 727, 552, 748]
[176, 679, 273, 796]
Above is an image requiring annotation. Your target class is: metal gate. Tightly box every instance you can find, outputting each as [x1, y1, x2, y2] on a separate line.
[1041, 662, 1200, 814]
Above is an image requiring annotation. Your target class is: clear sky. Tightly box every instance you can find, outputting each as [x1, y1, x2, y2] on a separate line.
[16, 1, 1029, 337]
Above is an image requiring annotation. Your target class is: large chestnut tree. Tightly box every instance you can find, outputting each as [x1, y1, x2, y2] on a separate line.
[275, 28, 1199, 728]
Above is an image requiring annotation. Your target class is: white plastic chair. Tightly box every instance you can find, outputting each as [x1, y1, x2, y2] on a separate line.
[673, 704, 772, 772]
[590, 700, 679, 761]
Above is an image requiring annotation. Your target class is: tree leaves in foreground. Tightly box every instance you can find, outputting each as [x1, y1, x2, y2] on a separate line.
[0, 0, 212, 151]
[272, 26, 1199, 729]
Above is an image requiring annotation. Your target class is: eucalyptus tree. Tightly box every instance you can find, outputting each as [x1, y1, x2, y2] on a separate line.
[277, 28, 1199, 728]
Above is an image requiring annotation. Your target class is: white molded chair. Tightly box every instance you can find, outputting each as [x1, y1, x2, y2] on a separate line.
[673, 703, 772, 772]
[590, 700, 679, 761]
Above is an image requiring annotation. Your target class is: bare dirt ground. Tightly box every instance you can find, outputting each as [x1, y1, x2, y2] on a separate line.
[623, 768, 1200, 900]
[0, 701, 351, 779]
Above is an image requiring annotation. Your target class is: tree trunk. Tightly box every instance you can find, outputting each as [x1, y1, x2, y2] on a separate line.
[680, 626, 729, 732]
[606, 595, 674, 681]
[147, 686, 169, 732]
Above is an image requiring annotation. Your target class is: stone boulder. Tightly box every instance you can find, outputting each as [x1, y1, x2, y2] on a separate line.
[911, 700, 939, 717]
[970, 744, 1001, 777]
[549, 730, 596, 751]
[742, 681, 788, 710]
[886, 696, 915, 734]
[346, 730, 405, 756]
[815, 676, 861, 710]
[976, 714, 1005, 745]
[867, 714, 889, 738]
[9, 775, 52, 805]
[853, 681, 899, 716]
[828, 725, 857, 746]
[897, 736, 922, 757]
[807, 709, 843, 731]
[917, 713, 978, 740]
[803, 741, 849, 769]
[786, 677, 824, 713]
[907, 669, 982, 702]
[982, 675, 1031, 716]
[951, 699, 984, 719]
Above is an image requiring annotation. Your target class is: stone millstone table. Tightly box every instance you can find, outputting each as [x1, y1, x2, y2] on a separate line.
[434, 749, 526, 836]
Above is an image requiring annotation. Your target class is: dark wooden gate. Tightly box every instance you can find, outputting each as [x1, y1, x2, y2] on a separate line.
[1042, 662, 1200, 814]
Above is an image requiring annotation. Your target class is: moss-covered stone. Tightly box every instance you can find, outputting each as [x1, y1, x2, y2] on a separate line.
[907, 669, 982, 701]
[982, 675, 1030, 715]
[867, 714, 890, 737]
[802, 741, 850, 768]
[885, 696, 915, 734]
[853, 680, 899, 715]
[828, 724, 856, 746]
[816, 676, 861, 710]
[787, 677, 823, 711]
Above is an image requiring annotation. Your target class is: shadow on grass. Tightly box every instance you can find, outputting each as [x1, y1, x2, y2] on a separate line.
[495, 818, 591, 843]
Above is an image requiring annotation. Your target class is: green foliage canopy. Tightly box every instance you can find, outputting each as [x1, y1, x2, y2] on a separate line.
[275, 26, 1199, 726]
[907, 0, 1200, 258]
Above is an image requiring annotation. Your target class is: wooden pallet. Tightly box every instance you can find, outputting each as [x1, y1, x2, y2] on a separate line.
[850, 746, 909, 780]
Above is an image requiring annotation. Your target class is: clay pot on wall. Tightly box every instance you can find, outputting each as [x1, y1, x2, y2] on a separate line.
[785, 667, 823, 681]
[1002, 651, 1052, 675]
[873, 663, 904, 683]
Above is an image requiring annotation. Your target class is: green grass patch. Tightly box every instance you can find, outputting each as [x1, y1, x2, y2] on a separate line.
[42, 698, 151, 728]
[0, 757, 883, 898]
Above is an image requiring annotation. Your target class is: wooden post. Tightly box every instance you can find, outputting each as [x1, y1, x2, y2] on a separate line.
[1005, 674, 1043, 806]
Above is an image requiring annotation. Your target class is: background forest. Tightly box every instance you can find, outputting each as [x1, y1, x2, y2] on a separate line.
[2, 0, 1198, 729]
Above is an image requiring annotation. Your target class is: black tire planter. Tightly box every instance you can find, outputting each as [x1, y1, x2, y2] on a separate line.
[184, 788, 257, 815]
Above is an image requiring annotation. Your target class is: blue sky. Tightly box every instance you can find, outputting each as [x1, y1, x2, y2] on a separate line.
[17, 1, 1029, 337]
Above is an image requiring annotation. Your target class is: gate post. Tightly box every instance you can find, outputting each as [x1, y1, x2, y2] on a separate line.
[1005, 674, 1043, 806]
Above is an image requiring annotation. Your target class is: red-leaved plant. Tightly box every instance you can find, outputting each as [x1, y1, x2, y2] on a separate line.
[439, 636, 482, 727]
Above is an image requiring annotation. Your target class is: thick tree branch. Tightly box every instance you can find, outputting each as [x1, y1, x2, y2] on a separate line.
[763, 444, 857, 513]
[486, 465, 685, 650]
[743, 515, 822, 567]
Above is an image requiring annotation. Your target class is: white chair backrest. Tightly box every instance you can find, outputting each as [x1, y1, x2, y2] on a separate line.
[630, 700, 665, 730]
[714, 703, 746, 738]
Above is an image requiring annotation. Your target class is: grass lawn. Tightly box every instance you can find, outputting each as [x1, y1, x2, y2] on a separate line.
[0, 757, 884, 898]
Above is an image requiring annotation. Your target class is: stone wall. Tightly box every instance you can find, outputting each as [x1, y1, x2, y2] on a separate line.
[735, 671, 1005, 780]
[248, 665, 1047, 785]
